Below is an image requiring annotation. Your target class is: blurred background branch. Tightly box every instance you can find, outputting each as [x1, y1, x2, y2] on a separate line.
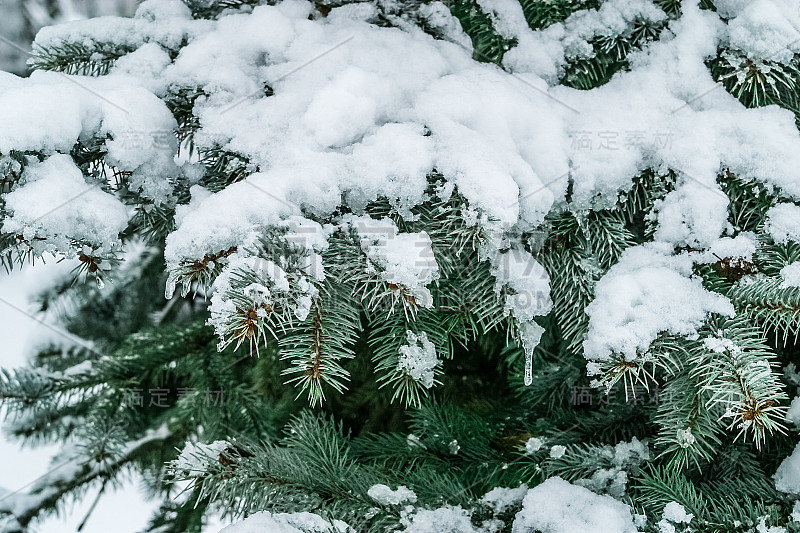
[0, 0, 137, 76]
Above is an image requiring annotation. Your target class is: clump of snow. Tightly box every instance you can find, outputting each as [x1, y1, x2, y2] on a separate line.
[524, 437, 543, 454]
[218, 511, 349, 533]
[492, 248, 553, 323]
[407, 433, 424, 449]
[658, 522, 675, 533]
[501, 0, 668, 82]
[99, 84, 180, 204]
[613, 437, 650, 464]
[202, 217, 330, 341]
[347, 216, 439, 308]
[584, 244, 734, 369]
[110, 41, 173, 83]
[481, 485, 528, 514]
[774, 442, 800, 494]
[397, 331, 439, 388]
[33, 0, 201, 59]
[652, 181, 729, 249]
[174, 185, 213, 227]
[705, 234, 757, 263]
[161, 0, 572, 269]
[755, 516, 787, 533]
[703, 336, 739, 354]
[573, 438, 650, 498]
[0, 73, 87, 153]
[722, 0, 800, 64]
[2, 154, 129, 254]
[576, 469, 630, 500]
[766, 204, 800, 244]
[676, 428, 696, 449]
[207, 247, 322, 347]
[549, 445, 566, 459]
[174, 440, 229, 476]
[663, 502, 692, 523]
[449, 439, 461, 455]
[401, 506, 478, 533]
[511, 477, 638, 533]
[367, 484, 417, 506]
[786, 397, 800, 427]
[773, 444, 800, 494]
[780, 262, 800, 289]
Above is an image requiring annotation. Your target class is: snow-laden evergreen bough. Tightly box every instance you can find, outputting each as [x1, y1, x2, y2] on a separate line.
[3, 0, 800, 531]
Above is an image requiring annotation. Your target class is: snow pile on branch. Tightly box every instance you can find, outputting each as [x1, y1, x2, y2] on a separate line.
[780, 263, 800, 289]
[717, 0, 800, 63]
[0, 71, 179, 201]
[584, 244, 734, 371]
[368, 484, 418, 505]
[32, 0, 203, 55]
[218, 511, 349, 533]
[657, 501, 694, 533]
[349, 216, 440, 308]
[511, 477, 639, 533]
[401, 506, 478, 533]
[480, 485, 528, 514]
[492, 248, 552, 323]
[397, 332, 439, 389]
[159, 0, 800, 270]
[652, 181, 729, 249]
[775, 442, 800, 494]
[572, 438, 650, 498]
[767, 203, 800, 244]
[494, 0, 668, 82]
[174, 440, 229, 476]
[2, 154, 129, 254]
[161, 0, 568, 270]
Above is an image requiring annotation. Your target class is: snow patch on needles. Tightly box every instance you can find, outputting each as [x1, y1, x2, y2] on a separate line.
[33, 0, 202, 60]
[767, 203, 800, 244]
[0, 72, 180, 206]
[662, 502, 693, 524]
[218, 511, 349, 533]
[397, 331, 439, 389]
[511, 477, 639, 533]
[524, 436, 543, 453]
[652, 181, 729, 249]
[775, 442, 800, 494]
[584, 244, 735, 370]
[350, 216, 440, 308]
[492, 248, 552, 323]
[367, 484, 418, 506]
[401, 506, 478, 533]
[780, 263, 800, 289]
[480, 485, 528, 514]
[174, 440, 228, 476]
[721, 0, 800, 64]
[2, 154, 129, 254]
